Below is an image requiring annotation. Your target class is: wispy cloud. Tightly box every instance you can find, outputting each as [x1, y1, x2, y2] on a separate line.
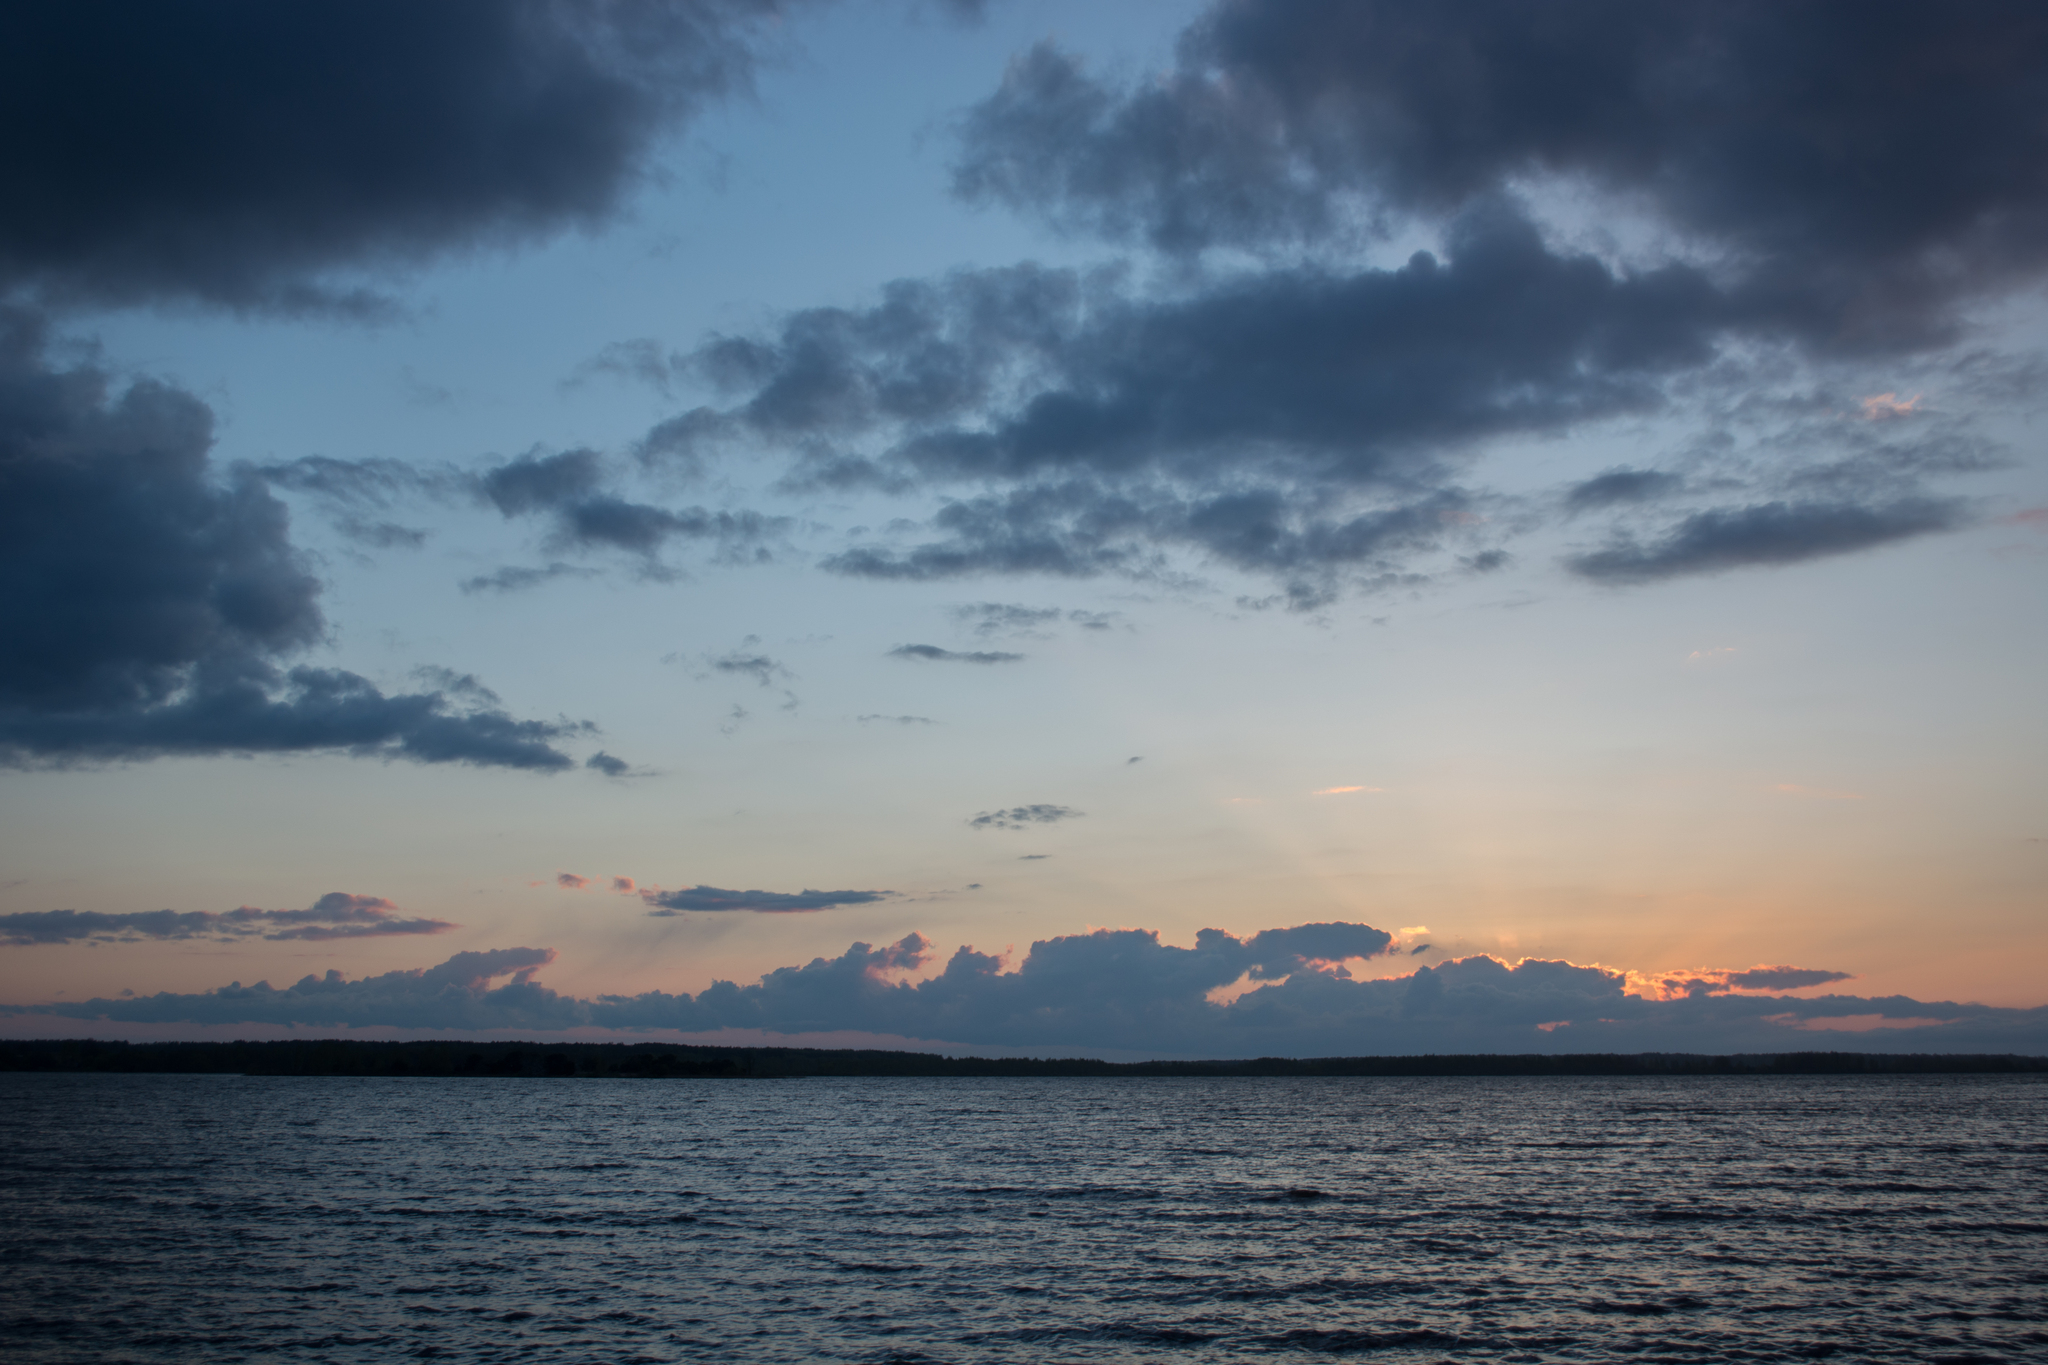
[969, 805, 1082, 831]
[889, 644, 1025, 664]
[1859, 393, 1922, 420]
[642, 886, 895, 915]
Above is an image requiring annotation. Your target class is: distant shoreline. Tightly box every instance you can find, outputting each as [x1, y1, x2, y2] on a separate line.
[3, 1039, 2044, 1078]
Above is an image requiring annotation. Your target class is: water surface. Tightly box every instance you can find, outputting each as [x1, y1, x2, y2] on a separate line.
[3, 1073, 2043, 1362]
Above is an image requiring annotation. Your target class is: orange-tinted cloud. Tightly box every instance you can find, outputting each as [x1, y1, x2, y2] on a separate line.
[1858, 392, 1921, 420]
[1629, 964, 1854, 1001]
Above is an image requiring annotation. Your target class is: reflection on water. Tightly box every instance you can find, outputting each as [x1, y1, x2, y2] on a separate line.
[2, 1073, 2043, 1362]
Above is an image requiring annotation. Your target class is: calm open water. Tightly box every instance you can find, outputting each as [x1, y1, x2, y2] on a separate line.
[1, 1073, 2043, 1363]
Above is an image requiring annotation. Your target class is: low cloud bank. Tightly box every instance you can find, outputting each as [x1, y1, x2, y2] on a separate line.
[13, 922, 2045, 1055]
[0, 893, 455, 945]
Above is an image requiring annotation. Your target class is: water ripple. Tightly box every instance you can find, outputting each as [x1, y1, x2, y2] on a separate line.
[1, 1073, 2042, 1362]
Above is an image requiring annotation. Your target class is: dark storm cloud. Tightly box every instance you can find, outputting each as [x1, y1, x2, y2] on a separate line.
[969, 805, 1081, 831]
[0, 893, 455, 946]
[954, 0, 2048, 351]
[0, 0, 803, 313]
[27, 927, 2041, 1056]
[0, 312, 593, 770]
[1566, 498, 1966, 583]
[586, 751, 630, 777]
[642, 886, 894, 914]
[889, 645, 1025, 664]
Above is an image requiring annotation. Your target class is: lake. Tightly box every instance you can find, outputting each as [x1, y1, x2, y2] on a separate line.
[3, 1073, 2043, 1362]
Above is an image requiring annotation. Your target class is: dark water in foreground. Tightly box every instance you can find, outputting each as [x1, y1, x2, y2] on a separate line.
[2, 1075, 2043, 1363]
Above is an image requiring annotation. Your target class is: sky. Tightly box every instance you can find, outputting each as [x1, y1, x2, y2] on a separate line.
[1, 0, 2044, 1058]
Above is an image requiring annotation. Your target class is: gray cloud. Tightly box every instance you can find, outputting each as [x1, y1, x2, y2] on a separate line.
[889, 644, 1025, 664]
[1567, 498, 1966, 583]
[12, 948, 566, 1030]
[573, 338, 689, 397]
[953, 1, 2048, 352]
[1723, 966, 1855, 991]
[1566, 468, 1684, 511]
[0, 893, 455, 946]
[708, 645, 790, 688]
[335, 519, 429, 550]
[477, 448, 789, 566]
[626, 1, 2032, 601]
[666, 210, 1831, 599]
[0, 0, 803, 314]
[459, 563, 599, 595]
[585, 751, 630, 777]
[951, 602, 1120, 637]
[1644, 965, 1859, 996]
[952, 602, 1063, 635]
[0, 313, 597, 770]
[642, 885, 894, 914]
[697, 210, 1717, 491]
[969, 804, 1081, 831]
[22, 928, 2042, 1056]
[258, 454, 462, 512]
[857, 714, 935, 725]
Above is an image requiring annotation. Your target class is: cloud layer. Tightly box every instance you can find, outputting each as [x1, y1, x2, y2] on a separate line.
[0, 893, 455, 946]
[17, 922, 2046, 1056]
[641, 885, 894, 914]
[0, 313, 593, 769]
[0, 0, 800, 313]
[969, 804, 1081, 831]
[889, 644, 1025, 664]
[955, 0, 2048, 349]
[618, 0, 2038, 604]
